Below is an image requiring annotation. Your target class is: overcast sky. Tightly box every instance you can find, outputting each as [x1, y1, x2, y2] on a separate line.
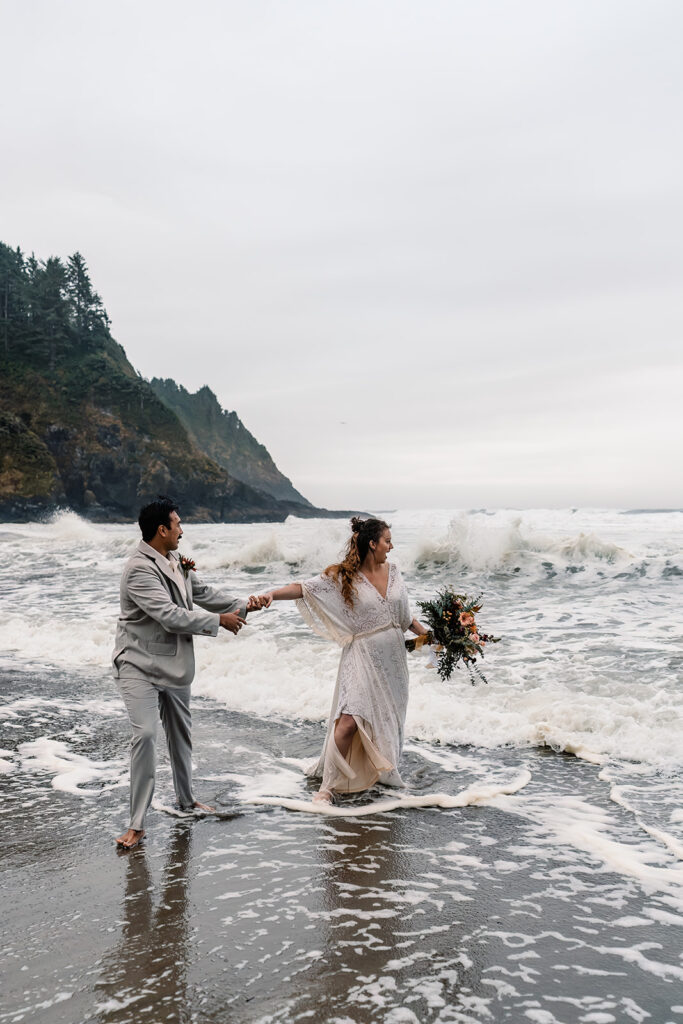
[2, 0, 682, 509]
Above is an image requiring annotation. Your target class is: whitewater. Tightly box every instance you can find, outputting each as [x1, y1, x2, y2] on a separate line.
[2, 507, 681, 762]
[2, 507, 683, 1023]
[3, 505, 682, 853]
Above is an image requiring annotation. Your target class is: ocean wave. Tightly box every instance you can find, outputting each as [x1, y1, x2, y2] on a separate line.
[1, 510, 675, 582]
[46, 510, 111, 544]
[172, 514, 636, 577]
[187, 519, 350, 574]
[191, 626, 683, 770]
[0, 511, 137, 562]
[2, 593, 681, 772]
[408, 513, 631, 574]
[0, 614, 115, 669]
[2, 509, 681, 776]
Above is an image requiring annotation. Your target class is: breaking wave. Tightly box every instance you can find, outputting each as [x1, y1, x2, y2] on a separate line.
[409, 514, 630, 573]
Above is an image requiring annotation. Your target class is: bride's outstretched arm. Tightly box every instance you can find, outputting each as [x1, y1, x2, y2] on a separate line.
[408, 617, 429, 636]
[257, 583, 303, 607]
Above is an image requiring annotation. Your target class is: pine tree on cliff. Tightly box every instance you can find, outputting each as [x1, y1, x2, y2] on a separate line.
[29, 256, 70, 371]
[0, 244, 27, 355]
[0, 245, 112, 366]
[65, 251, 110, 345]
[65, 252, 91, 342]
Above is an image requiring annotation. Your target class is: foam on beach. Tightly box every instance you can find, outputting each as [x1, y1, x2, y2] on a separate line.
[2, 508, 682, 933]
[244, 770, 533, 816]
[18, 737, 126, 796]
[2, 509, 682, 785]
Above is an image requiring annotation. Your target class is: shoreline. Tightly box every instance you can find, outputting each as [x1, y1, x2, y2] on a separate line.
[2, 507, 683, 1022]
[3, 666, 682, 1024]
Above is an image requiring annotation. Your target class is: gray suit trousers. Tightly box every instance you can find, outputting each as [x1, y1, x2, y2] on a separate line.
[117, 677, 194, 830]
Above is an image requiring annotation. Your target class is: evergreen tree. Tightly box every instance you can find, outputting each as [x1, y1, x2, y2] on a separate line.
[88, 287, 111, 337]
[31, 256, 69, 370]
[0, 241, 113, 367]
[65, 251, 111, 345]
[0, 243, 27, 355]
[65, 251, 93, 342]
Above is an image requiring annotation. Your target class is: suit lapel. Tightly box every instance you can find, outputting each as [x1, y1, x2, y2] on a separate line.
[168, 554, 191, 608]
[137, 541, 189, 608]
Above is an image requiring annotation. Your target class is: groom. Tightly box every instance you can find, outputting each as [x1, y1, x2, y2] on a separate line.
[113, 496, 264, 850]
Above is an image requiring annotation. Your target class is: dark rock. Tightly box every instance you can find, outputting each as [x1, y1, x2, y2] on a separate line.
[0, 241, 355, 524]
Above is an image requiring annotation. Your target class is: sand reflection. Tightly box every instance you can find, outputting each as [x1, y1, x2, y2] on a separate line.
[294, 807, 488, 1022]
[95, 824, 192, 1022]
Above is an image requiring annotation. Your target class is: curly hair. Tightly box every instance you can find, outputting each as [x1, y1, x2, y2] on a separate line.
[324, 516, 390, 607]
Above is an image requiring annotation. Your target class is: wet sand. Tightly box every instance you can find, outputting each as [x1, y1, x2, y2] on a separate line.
[2, 666, 682, 1023]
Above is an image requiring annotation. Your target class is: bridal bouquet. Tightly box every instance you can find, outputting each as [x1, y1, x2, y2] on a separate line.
[406, 588, 500, 684]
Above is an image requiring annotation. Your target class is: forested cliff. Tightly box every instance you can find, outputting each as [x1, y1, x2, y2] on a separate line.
[149, 379, 310, 507]
[0, 242, 330, 522]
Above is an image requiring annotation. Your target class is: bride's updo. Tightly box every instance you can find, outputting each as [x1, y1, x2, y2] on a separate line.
[324, 516, 390, 607]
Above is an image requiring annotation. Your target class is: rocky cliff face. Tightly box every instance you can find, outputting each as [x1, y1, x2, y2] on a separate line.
[0, 242, 333, 522]
[0, 341, 307, 522]
[149, 378, 311, 506]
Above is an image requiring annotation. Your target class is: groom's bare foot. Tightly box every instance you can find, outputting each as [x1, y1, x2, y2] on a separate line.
[193, 800, 215, 813]
[115, 828, 145, 849]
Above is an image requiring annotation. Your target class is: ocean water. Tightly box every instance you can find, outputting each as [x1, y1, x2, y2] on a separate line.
[1, 507, 683, 1022]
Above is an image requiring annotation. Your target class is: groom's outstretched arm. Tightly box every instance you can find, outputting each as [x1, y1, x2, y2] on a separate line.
[126, 563, 222, 636]
[190, 575, 248, 618]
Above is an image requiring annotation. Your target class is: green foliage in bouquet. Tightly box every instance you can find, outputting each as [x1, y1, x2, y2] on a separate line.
[409, 588, 500, 684]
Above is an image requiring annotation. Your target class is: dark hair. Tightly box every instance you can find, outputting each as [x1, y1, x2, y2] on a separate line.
[138, 495, 179, 542]
[324, 516, 390, 606]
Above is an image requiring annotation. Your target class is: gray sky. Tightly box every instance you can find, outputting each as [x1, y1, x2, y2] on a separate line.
[2, 0, 682, 509]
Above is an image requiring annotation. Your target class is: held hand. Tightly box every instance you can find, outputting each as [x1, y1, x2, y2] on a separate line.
[246, 593, 272, 611]
[219, 612, 247, 635]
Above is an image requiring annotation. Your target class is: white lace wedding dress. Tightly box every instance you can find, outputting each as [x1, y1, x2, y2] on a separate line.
[297, 562, 413, 794]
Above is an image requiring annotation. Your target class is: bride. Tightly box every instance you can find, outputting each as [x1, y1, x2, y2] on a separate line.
[258, 517, 428, 803]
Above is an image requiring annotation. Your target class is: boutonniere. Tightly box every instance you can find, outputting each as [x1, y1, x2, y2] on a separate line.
[179, 556, 196, 577]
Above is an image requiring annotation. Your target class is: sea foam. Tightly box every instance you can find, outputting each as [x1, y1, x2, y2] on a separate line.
[3, 508, 682, 773]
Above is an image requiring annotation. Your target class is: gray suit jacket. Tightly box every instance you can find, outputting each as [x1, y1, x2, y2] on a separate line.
[112, 540, 246, 688]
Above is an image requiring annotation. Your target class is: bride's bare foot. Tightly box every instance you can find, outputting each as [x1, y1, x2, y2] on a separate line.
[193, 801, 215, 813]
[115, 828, 145, 849]
[312, 789, 333, 804]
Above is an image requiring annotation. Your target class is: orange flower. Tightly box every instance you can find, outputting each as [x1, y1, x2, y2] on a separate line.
[460, 612, 475, 627]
